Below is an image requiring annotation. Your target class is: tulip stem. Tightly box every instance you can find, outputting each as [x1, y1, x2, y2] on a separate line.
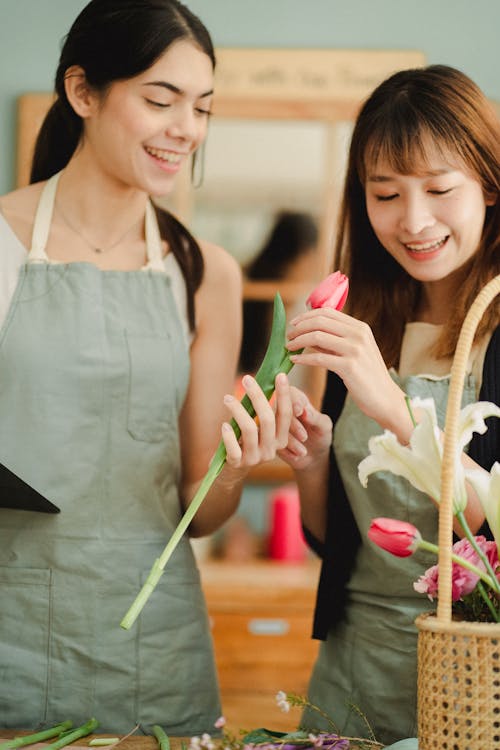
[475, 580, 500, 622]
[120, 450, 226, 629]
[455, 510, 500, 594]
[404, 395, 417, 428]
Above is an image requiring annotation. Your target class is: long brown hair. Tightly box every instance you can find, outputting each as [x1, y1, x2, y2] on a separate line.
[30, 0, 216, 331]
[334, 64, 500, 367]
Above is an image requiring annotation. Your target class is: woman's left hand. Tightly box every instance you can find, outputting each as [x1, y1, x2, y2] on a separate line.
[220, 372, 293, 470]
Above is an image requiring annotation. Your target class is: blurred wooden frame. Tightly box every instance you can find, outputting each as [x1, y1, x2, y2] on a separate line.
[17, 48, 433, 483]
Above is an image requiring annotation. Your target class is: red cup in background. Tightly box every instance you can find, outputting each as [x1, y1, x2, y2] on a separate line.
[268, 483, 307, 562]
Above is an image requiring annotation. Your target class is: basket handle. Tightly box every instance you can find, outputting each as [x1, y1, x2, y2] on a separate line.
[437, 274, 500, 622]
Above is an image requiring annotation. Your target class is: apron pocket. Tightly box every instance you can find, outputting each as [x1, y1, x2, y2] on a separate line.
[125, 332, 176, 443]
[0, 566, 51, 726]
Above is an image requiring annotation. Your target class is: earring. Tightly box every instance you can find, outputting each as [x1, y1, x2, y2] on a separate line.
[191, 141, 206, 189]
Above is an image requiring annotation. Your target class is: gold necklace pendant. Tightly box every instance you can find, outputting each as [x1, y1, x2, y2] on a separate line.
[56, 203, 143, 255]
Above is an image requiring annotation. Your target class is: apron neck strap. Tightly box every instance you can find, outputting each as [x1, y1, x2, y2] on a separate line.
[28, 171, 165, 271]
[142, 201, 165, 272]
[29, 172, 60, 261]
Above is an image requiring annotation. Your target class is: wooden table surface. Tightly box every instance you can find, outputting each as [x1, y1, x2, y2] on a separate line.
[0, 732, 185, 750]
[0, 732, 371, 750]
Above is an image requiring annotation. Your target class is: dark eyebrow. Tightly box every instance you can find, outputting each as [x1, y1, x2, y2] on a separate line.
[142, 81, 213, 98]
[366, 168, 456, 183]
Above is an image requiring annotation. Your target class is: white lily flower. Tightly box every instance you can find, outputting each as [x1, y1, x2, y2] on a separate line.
[458, 401, 500, 451]
[358, 397, 500, 515]
[465, 462, 500, 551]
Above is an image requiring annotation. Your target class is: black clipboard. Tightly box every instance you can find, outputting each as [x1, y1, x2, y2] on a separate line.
[0, 462, 60, 513]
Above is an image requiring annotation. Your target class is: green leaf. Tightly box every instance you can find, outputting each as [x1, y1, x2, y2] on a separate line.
[231, 292, 289, 440]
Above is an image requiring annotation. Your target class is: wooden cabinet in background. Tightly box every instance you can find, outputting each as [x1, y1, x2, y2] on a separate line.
[200, 560, 320, 732]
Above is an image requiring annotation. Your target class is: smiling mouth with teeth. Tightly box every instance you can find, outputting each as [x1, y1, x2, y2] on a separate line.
[144, 146, 182, 164]
[404, 236, 449, 253]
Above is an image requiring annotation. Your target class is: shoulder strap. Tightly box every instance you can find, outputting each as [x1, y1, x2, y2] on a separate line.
[29, 172, 61, 261]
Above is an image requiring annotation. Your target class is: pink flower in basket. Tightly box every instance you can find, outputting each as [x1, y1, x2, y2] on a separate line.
[414, 535, 500, 602]
[367, 517, 500, 621]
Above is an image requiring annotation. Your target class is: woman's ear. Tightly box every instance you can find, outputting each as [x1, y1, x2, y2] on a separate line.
[64, 65, 98, 118]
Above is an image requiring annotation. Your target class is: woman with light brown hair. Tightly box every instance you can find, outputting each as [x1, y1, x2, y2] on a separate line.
[280, 65, 500, 744]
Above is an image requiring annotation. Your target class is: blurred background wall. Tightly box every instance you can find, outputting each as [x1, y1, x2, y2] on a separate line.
[1, 0, 499, 196]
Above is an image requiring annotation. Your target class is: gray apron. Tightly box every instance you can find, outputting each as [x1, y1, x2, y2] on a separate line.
[302, 373, 476, 747]
[0, 173, 221, 734]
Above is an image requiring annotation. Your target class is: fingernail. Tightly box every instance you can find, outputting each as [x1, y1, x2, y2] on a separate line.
[224, 394, 234, 405]
[242, 374, 254, 388]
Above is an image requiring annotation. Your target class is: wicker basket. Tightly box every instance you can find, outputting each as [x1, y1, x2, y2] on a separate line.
[415, 274, 500, 750]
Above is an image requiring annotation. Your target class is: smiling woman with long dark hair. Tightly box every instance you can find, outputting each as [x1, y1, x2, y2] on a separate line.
[0, 0, 294, 733]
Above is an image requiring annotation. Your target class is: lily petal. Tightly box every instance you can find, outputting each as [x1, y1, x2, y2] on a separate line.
[465, 462, 500, 552]
[358, 396, 495, 514]
[358, 429, 442, 498]
[358, 398, 442, 501]
[457, 401, 500, 454]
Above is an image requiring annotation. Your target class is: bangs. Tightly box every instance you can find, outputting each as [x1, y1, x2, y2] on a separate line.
[358, 98, 468, 182]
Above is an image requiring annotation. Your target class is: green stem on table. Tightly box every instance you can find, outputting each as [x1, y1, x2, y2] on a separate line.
[0, 722, 73, 750]
[455, 510, 500, 594]
[88, 740, 119, 746]
[44, 718, 99, 750]
[152, 725, 170, 750]
[121, 293, 296, 630]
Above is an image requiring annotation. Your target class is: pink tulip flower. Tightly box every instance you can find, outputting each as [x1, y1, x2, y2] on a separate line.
[368, 517, 422, 558]
[306, 271, 349, 311]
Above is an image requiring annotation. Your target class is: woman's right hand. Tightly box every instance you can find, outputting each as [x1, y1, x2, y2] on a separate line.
[286, 308, 411, 440]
